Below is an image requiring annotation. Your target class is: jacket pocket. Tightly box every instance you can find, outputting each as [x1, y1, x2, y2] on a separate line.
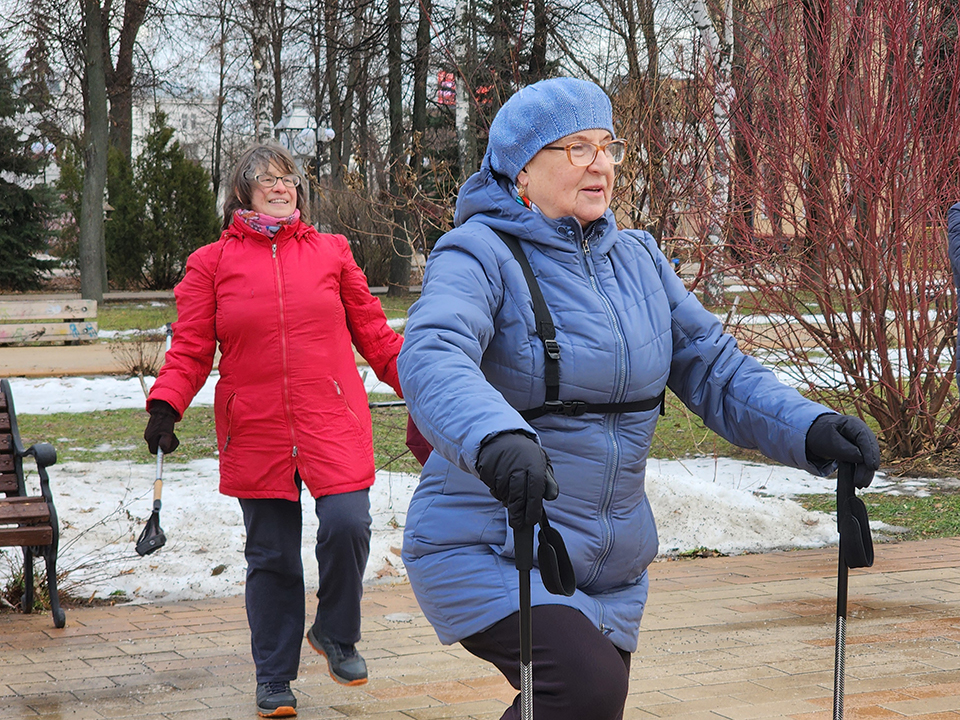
[332, 378, 363, 431]
[222, 391, 238, 453]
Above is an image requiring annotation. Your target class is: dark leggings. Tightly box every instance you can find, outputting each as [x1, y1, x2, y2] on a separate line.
[460, 605, 631, 720]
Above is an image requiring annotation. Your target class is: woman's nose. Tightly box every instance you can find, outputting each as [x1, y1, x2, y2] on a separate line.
[588, 148, 612, 170]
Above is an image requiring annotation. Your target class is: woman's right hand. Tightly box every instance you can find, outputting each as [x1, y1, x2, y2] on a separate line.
[144, 400, 180, 454]
[476, 431, 558, 529]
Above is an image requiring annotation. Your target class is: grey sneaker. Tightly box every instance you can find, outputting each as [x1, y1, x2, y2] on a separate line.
[256, 681, 297, 718]
[307, 625, 368, 686]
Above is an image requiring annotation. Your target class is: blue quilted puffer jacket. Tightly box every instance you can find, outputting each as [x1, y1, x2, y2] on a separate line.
[397, 158, 834, 652]
[948, 202, 960, 391]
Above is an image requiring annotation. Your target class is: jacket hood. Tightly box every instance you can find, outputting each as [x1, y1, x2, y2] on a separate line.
[453, 155, 617, 254]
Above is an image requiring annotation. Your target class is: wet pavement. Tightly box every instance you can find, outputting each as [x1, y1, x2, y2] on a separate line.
[3, 538, 960, 719]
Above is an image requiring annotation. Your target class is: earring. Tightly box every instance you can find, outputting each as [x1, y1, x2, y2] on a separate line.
[515, 184, 531, 208]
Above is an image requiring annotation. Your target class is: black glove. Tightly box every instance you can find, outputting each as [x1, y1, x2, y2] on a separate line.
[476, 431, 559, 529]
[144, 400, 180, 455]
[805, 413, 879, 488]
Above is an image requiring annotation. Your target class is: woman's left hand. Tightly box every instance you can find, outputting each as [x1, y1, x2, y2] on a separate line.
[805, 413, 880, 488]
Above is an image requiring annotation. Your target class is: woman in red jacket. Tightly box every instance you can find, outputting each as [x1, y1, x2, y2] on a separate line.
[143, 142, 404, 718]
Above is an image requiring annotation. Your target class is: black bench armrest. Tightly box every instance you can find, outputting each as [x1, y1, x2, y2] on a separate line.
[20, 443, 57, 502]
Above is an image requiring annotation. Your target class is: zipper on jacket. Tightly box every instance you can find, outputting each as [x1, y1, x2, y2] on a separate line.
[583, 417, 622, 587]
[580, 226, 629, 404]
[577, 223, 631, 588]
[223, 392, 237, 453]
[334, 379, 363, 425]
[272, 242, 299, 461]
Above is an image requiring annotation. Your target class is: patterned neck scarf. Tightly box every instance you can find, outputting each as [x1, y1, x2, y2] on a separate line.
[234, 208, 301, 238]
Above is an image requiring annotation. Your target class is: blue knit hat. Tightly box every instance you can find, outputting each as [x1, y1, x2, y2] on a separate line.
[487, 77, 615, 182]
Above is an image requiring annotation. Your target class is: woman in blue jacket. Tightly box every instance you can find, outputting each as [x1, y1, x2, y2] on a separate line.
[948, 202, 960, 390]
[397, 77, 880, 720]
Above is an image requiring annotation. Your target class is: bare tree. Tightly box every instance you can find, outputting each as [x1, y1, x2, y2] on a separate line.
[248, 0, 273, 141]
[527, 0, 549, 80]
[690, 0, 734, 304]
[104, 0, 151, 160]
[79, 0, 109, 302]
[269, 0, 287, 129]
[718, 0, 960, 466]
[410, 0, 431, 179]
[386, 0, 410, 293]
[454, 0, 478, 179]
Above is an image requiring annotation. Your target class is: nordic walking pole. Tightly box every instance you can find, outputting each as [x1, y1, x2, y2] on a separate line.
[833, 514, 848, 720]
[515, 522, 535, 720]
[833, 461, 873, 720]
[136, 448, 167, 555]
[135, 325, 172, 557]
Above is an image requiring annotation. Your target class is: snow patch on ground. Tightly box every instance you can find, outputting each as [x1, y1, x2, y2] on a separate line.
[0, 376, 919, 604]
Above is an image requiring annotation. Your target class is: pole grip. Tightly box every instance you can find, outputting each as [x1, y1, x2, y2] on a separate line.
[515, 523, 534, 572]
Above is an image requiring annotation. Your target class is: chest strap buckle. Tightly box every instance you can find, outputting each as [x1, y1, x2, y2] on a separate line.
[543, 400, 587, 416]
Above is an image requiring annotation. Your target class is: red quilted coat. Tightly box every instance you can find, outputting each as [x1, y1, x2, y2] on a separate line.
[147, 218, 404, 501]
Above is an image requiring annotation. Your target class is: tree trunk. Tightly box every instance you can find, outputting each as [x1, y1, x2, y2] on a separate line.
[80, 0, 109, 302]
[212, 0, 228, 203]
[801, 0, 829, 249]
[339, 3, 365, 182]
[454, 0, 477, 180]
[639, 0, 669, 241]
[250, 0, 273, 141]
[527, 0, 547, 81]
[106, 0, 149, 161]
[270, 0, 286, 129]
[691, 0, 734, 305]
[490, 0, 510, 112]
[324, 0, 344, 185]
[410, 0, 430, 178]
[728, 0, 755, 257]
[386, 0, 409, 296]
[308, 0, 324, 204]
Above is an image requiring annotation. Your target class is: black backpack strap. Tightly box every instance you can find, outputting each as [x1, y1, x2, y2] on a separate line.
[494, 229, 560, 405]
[492, 227, 666, 421]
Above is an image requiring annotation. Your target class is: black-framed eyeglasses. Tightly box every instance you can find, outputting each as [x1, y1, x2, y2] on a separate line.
[541, 139, 628, 167]
[247, 172, 301, 189]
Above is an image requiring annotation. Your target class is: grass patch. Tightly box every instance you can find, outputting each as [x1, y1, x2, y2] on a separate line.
[18, 407, 218, 464]
[98, 302, 177, 332]
[376, 293, 418, 322]
[98, 295, 415, 331]
[369, 394, 422, 475]
[797, 491, 960, 541]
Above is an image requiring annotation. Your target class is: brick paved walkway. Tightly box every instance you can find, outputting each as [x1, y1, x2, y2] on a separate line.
[3, 538, 960, 719]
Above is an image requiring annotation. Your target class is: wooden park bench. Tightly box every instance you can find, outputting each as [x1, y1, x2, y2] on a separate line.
[0, 378, 65, 627]
[0, 299, 98, 345]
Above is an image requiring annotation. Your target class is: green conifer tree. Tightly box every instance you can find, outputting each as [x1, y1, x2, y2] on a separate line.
[104, 146, 147, 288]
[136, 112, 219, 289]
[0, 50, 55, 291]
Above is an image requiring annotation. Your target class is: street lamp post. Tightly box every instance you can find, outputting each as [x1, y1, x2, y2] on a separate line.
[274, 108, 335, 218]
[274, 107, 334, 167]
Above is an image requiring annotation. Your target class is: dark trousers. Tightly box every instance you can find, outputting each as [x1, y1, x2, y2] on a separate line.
[460, 605, 631, 720]
[239, 486, 371, 683]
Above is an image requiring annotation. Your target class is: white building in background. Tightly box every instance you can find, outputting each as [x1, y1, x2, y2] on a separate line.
[132, 94, 219, 169]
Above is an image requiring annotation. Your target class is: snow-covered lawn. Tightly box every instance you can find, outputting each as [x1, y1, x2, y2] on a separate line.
[1, 375, 924, 604]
